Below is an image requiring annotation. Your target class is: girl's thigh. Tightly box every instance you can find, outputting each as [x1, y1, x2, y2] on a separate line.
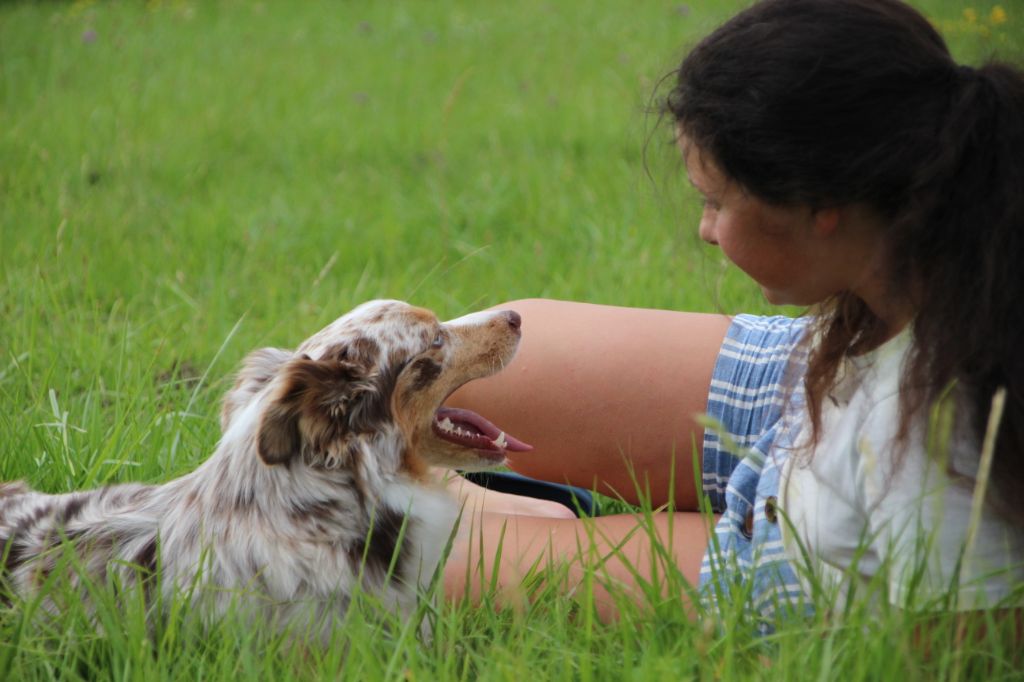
[446, 299, 731, 509]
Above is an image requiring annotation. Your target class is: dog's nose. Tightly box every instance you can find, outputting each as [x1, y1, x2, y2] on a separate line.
[505, 310, 522, 331]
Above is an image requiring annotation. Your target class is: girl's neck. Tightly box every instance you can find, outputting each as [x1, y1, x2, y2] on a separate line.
[838, 207, 914, 343]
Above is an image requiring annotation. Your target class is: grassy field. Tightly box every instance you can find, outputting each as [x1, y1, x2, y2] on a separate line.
[1, 0, 1022, 679]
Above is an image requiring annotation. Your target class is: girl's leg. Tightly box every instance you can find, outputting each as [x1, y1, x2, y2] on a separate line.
[444, 510, 712, 621]
[447, 299, 731, 509]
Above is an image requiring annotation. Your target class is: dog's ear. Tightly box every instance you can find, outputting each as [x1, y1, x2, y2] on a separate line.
[221, 347, 292, 432]
[256, 343, 384, 467]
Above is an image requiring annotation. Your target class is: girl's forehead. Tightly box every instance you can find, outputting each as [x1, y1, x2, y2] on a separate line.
[680, 139, 729, 194]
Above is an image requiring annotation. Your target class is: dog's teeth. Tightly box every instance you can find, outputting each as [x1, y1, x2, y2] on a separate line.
[493, 432, 507, 448]
[438, 417, 490, 442]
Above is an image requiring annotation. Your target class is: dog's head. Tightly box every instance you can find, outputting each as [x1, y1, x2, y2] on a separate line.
[222, 300, 531, 475]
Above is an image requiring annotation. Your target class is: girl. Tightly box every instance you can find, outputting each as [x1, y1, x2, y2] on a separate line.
[442, 0, 1024, 626]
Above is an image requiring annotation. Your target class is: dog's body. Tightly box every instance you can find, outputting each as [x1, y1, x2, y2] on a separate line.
[0, 300, 529, 638]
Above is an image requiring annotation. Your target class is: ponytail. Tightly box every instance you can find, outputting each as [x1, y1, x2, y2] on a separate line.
[899, 60, 1024, 519]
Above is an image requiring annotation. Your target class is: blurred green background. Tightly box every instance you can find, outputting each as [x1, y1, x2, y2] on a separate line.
[0, 0, 1019, 490]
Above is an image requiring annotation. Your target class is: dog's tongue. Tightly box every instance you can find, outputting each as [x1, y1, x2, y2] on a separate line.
[432, 407, 533, 452]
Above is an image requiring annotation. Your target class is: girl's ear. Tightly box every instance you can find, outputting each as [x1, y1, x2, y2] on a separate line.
[812, 207, 841, 237]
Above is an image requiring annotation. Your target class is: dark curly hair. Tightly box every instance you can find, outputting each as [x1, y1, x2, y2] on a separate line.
[666, 0, 1024, 521]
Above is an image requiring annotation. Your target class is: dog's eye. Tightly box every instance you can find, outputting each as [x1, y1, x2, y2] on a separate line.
[431, 332, 445, 349]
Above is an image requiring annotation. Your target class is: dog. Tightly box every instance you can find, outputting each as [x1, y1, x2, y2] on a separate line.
[0, 300, 530, 639]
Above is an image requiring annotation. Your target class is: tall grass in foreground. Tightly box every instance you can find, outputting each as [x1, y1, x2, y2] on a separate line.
[2, 0, 1021, 679]
[0, 490, 1021, 681]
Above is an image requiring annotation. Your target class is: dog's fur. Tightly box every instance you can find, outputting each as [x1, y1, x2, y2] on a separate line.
[0, 300, 523, 638]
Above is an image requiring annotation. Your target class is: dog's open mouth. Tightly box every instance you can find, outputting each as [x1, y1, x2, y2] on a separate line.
[432, 407, 532, 458]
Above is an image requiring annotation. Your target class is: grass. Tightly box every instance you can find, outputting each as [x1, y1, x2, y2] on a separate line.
[1, 0, 1022, 679]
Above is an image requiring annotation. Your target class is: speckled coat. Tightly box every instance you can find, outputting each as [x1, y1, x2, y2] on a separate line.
[0, 300, 526, 641]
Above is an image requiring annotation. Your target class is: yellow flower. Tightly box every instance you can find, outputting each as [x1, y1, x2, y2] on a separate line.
[963, 7, 978, 24]
[990, 6, 1007, 25]
[69, 0, 95, 16]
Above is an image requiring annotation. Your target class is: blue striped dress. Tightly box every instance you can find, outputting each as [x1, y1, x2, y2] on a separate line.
[699, 314, 813, 631]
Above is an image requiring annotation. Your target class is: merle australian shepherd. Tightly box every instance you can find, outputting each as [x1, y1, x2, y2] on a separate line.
[0, 300, 530, 639]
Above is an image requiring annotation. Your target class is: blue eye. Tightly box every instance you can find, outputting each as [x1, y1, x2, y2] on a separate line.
[431, 332, 445, 348]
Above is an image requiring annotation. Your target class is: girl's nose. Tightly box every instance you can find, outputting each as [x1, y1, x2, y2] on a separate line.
[699, 215, 718, 245]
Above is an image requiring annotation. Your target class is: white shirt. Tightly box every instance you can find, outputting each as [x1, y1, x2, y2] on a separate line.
[781, 329, 1024, 610]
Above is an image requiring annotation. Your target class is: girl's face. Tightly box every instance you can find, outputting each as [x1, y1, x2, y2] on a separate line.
[681, 139, 850, 307]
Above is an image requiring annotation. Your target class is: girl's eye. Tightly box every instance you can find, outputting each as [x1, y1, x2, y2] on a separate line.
[703, 198, 721, 211]
[431, 332, 445, 349]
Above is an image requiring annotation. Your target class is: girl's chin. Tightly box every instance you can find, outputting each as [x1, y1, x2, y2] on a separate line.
[760, 286, 791, 306]
[760, 286, 820, 308]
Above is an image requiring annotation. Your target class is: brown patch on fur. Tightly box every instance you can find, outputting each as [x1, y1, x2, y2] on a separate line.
[349, 506, 413, 584]
[14, 505, 53, 536]
[33, 554, 56, 588]
[91, 534, 116, 579]
[287, 497, 338, 522]
[400, 449, 429, 482]
[409, 358, 442, 391]
[1, 535, 25, 574]
[343, 336, 381, 366]
[233, 486, 255, 511]
[388, 390, 431, 482]
[133, 536, 159, 602]
[257, 343, 389, 466]
[364, 307, 390, 325]
[407, 307, 437, 326]
[134, 537, 158, 577]
[56, 497, 87, 526]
